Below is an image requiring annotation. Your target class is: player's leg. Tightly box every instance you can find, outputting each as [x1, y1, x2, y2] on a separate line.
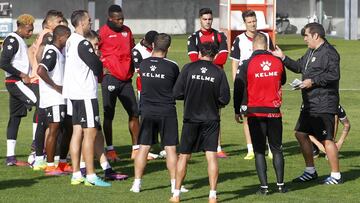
[57, 113, 73, 173]
[309, 135, 326, 154]
[102, 74, 120, 161]
[248, 117, 269, 195]
[170, 153, 191, 203]
[30, 83, 40, 151]
[33, 108, 47, 170]
[243, 117, 254, 160]
[268, 118, 287, 193]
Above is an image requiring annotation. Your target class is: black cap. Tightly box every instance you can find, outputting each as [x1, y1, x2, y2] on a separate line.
[144, 30, 158, 44]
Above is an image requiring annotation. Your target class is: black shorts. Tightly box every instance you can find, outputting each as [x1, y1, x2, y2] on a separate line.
[179, 121, 219, 154]
[295, 112, 335, 141]
[30, 83, 40, 109]
[138, 115, 178, 147]
[248, 117, 283, 154]
[45, 105, 66, 123]
[6, 81, 37, 117]
[101, 74, 139, 119]
[71, 99, 100, 129]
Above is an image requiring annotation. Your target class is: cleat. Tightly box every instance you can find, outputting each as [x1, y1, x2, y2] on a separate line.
[169, 196, 180, 203]
[322, 176, 343, 185]
[256, 187, 269, 195]
[216, 151, 228, 158]
[244, 152, 255, 160]
[292, 171, 318, 182]
[147, 152, 159, 160]
[278, 185, 289, 193]
[84, 176, 111, 187]
[57, 162, 73, 173]
[209, 197, 217, 203]
[104, 169, 128, 181]
[44, 166, 65, 176]
[71, 176, 85, 185]
[106, 150, 121, 162]
[33, 160, 47, 171]
[130, 184, 141, 193]
[6, 156, 29, 167]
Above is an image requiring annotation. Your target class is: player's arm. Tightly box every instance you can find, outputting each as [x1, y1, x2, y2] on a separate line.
[213, 33, 228, 66]
[36, 33, 53, 63]
[230, 37, 240, 81]
[218, 69, 230, 107]
[37, 49, 62, 93]
[0, 36, 29, 82]
[273, 45, 307, 74]
[233, 60, 248, 122]
[173, 64, 189, 100]
[187, 34, 199, 62]
[132, 49, 143, 72]
[78, 39, 103, 77]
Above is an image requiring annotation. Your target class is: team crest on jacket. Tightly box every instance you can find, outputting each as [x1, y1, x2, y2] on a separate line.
[150, 65, 157, 72]
[311, 57, 316, 62]
[108, 85, 115, 92]
[200, 67, 207, 74]
[121, 32, 128, 37]
[260, 61, 271, 71]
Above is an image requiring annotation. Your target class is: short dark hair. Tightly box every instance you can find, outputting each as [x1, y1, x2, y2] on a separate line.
[108, 4, 122, 16]
[144, 30, 158, 44]
[301, 22, 325, 39]
[53, 25, 71, 41]
[71, 10, 88, 27]
[199, 42, 218, 58]
[84, 30, 99, 41]
[242, 10, 256, 21]
[199, 8, 212, 17]
[253, 33, 268, 49]
[153, 33, 171, 52]
[43, 10, 63, 28]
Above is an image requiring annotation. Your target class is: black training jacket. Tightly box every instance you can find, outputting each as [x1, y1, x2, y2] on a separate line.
[283, 40, 340, 114]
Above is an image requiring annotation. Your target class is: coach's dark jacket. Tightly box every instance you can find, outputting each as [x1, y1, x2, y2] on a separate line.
[283, 40, 340, 114]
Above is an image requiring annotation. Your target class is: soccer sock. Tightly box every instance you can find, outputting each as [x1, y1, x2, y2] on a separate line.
[132, 145, 140, 150]
[72, 171, 82, 179]
[6, 139, 16, 157]
[47, 162, 55, 167]
[172, 189, 180, 197]
[209, 190, 217, 199]
[86, 173, 97, 182]
[305, 167, 316, 174]
[32, 123, 37, 141]
[133, 178, 141, 188]
[80, 161, 86, 169]
[106, 145, 114, 151]
[171, 179, 176, 191]
[331, 172, 341, 179]
[247, 144, 253, 153]
[277, 182, 284, 186]
[217, 145, 222, 152]
[261, 185, 268, 189]
[101, 161, 111, 171]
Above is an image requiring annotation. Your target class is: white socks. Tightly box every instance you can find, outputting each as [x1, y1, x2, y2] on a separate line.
[305, 167, 316, 174]
[7, 139, 16, 156]
[172, 189, 180, 197]
[72, 171, 82, 179]
[86, 173, 97, 182]
[106, 145, 114, 151]
[217, 146, 222, 153]
[80, 161, 86, 169]
[331, 172, 341, 179]
[101, 161, 111, 170]
[247, 144, 253, 153]
[209, 190, 217, 199]
[130, 178, 141, 193]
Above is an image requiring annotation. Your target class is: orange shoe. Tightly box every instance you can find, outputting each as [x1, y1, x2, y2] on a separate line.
[106, 150, 121, 162]
[169, 196, 180, 203]
[217, 151, 228, 158]
[209, 197, 217, 203]
[57, 162, 73, 173]
[44, 166, 64, 176]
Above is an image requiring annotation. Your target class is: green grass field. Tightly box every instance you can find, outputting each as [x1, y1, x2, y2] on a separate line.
[0, 34, 359, 202]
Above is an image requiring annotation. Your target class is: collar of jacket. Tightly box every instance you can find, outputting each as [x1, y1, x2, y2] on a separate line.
[251, 49, 271, 56]
[107, 20, 124, 33]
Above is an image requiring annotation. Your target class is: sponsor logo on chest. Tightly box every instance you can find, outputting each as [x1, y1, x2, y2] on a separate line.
[255, 61, 278, 78]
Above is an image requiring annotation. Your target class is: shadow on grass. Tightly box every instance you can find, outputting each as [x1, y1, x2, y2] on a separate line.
[0, 175, 51, 190]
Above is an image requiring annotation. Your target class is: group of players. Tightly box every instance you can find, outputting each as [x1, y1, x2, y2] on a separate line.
[0, 4, 350, 203]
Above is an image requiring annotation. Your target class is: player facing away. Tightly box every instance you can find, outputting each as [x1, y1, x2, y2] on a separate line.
[98, 4, 140, 161]
[63, 10, 110, 187]
[230, 10, 274, 160]
[37, 25, 71, 175]
[170, 42, 230, 203]
[234, 33, 287, 195]
[0, 14, 36, 166]
[187, 8, 229, 158]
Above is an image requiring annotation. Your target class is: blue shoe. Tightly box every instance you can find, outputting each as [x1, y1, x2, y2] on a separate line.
[292, 171, 318, 182]
[323, 176, 343, 185]
[84, 176, 111, 187]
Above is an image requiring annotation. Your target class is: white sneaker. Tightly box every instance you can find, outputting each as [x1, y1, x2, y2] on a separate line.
[171, 185, 189, 193]
[130, 184, 141, 193]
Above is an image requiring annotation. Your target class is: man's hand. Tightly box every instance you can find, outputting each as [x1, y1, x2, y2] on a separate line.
[235, 114, 243, 123]
[53, 85, 63, 94]
[272, 45, 285, 60]
[20, 73, 30, 84]
[300, 79, 313, 89]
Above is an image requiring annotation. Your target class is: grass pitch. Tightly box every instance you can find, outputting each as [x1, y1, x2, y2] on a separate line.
[0, 34, 359, 202]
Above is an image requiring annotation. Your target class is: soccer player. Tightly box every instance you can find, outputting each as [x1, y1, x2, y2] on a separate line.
[273, 23, 342, 184]
[230, 10, 274, 160]
[130, 33, 181, 193]
[37, 25, 71, 175]
[171, 42, 230, 203]
[63, 10, 110, 187]
[99, 4, 140, 161]
[0, 14, 36, 166]
[310, 105, 351, 155]
[234, 33, 287, 195]
[28, 10, 63, 152]
[187, 8, 229, 158]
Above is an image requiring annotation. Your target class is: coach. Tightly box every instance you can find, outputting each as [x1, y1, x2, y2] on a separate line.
[273, 22, 342, 185]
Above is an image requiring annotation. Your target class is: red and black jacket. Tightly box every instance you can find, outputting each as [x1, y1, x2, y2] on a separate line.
[234, 50, 286, 118]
